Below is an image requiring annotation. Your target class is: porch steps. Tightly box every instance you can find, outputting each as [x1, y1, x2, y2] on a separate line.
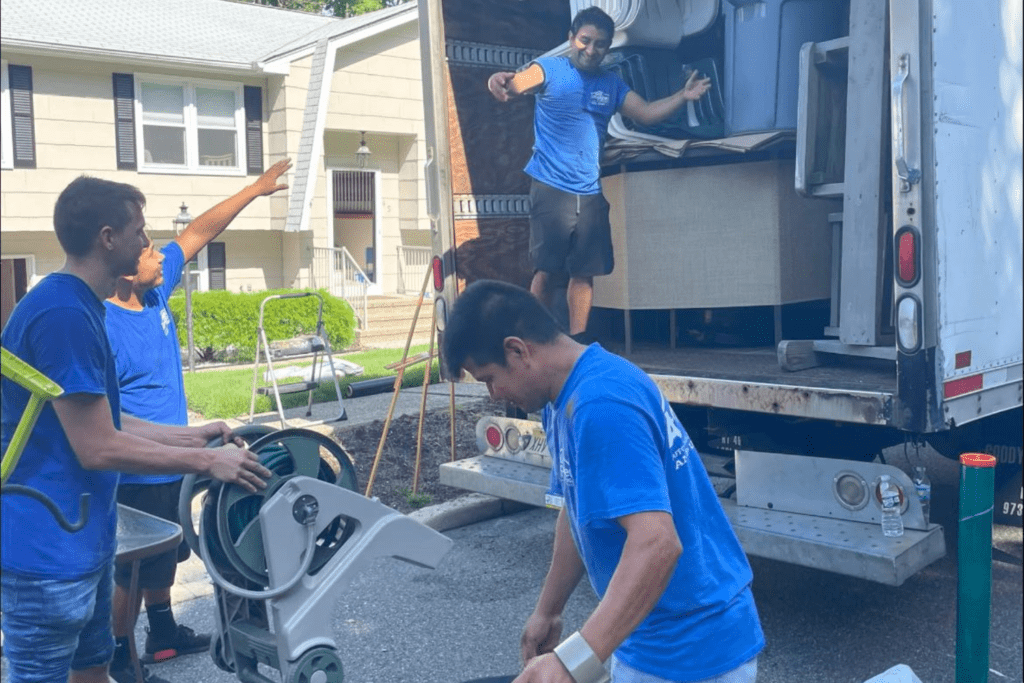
[354, 295, 434, 349]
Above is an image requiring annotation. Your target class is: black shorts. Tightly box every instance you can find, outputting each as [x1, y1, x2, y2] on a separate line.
[529, 179, 614, 278]
[114, 480, 191, 591]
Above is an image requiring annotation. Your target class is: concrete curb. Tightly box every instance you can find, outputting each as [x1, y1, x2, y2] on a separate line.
[409, 493, 534, 532]
[171, 493, 532, 607]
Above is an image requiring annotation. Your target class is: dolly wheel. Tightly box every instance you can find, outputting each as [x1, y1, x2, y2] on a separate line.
[289, 646, 343, 683]
[209, 632, 236, 674]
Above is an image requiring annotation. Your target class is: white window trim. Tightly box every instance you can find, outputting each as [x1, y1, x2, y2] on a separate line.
[1, 61, 13, 170]
[134, 73, 247, 177]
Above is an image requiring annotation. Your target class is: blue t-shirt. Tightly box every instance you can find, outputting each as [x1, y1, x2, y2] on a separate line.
[1, 273, 122, 579]
[105, 242, 186, 485]
[525, 56, 630, 195]
[544, 345, 765, 680]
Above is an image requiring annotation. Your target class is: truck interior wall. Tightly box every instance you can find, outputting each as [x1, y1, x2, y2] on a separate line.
[441, 0, 569, 293]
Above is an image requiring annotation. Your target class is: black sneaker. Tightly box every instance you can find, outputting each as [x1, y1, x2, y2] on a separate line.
[109, 659, 172, 683]
[142, 624, 211, 663]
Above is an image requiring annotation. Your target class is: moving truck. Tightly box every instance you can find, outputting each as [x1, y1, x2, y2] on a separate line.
[416, 0, 1023, 585]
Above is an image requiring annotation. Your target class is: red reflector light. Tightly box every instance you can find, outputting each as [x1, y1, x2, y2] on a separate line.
[955, 351, 972, 369]
[943, 374, 983, 399]
[485, 425, 503, 449]
[432, 256, 444, 292]
[897, 229, 917, 284]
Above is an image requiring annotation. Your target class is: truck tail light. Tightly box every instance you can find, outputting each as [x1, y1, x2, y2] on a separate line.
[485, 424, 503, 450]
[897, 295, 921, 353]
[895, 227, 919, 286]
[432, 256, 444, 292]
[433, 296, 447, 332]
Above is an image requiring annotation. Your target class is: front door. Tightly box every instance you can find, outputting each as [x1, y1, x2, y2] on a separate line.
[330, 169, 379, 293]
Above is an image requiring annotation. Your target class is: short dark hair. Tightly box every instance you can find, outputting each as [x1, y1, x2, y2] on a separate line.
[443, 280, 561, 375]
[570, 6, 615, 38]
[53, 176, 146, 257]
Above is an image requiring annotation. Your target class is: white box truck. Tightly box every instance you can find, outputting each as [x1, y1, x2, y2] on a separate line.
[416, 0, 1022, 585]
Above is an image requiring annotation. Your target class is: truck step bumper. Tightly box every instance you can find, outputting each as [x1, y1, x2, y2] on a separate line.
[441, 456, 946, 586]
[440, 457, 551, 508]
[723, 499, 946, 586]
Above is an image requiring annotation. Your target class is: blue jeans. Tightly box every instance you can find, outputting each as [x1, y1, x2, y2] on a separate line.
[1, 562, 116, 683]
[610, 656, 758, 683]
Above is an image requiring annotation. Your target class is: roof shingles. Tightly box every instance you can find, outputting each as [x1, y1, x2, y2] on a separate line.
[1, 0, 338, 66]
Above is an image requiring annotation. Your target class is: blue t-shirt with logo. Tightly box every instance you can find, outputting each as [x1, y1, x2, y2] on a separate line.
[1, 273, 122, 579]
[105, 242, 187, 485]
[525, 56, 630, 195]
[544, 344, 765, 679]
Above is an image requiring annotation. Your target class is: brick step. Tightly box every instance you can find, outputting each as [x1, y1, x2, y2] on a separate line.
[364, 296, 431, 311]
[366, 313, 434, 327]
[355, 330, 434, 350]
[360, 323, 432, 339]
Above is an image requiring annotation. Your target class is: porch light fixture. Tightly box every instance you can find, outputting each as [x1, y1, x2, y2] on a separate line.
[173, 203, 197, 373]
[356, 131, 371, 168]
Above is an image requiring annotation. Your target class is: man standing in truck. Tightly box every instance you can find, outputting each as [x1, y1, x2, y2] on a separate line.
[487, 7, 710, 340]
[103, 159, 290, 683]
[442, 280, 764, 683]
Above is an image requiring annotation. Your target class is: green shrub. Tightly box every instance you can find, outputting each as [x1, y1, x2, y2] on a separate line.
[167, 289, 356, 363]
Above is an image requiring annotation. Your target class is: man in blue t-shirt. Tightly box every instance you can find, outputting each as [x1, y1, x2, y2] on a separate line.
[103, 159, 290, 682]
[487, 7, 710, 340]
[1, 176, 272, 683]
[442, 280, 764, 683]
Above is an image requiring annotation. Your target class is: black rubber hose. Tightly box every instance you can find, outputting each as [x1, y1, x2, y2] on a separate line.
[344, 376, 397, 398]
[1, 485, 89, 532]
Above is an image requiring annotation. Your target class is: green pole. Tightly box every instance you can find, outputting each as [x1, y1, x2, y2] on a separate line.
[956, 452, 997, 683]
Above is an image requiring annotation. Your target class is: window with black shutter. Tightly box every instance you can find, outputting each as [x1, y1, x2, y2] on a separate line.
[208, 242, 226, 290]
[112, 73, 137, 170]
[243, 86, 264, 175]
[8, 65, 35, 168]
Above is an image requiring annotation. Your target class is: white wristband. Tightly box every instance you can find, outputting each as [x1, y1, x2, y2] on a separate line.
[553, 631, 609, 683]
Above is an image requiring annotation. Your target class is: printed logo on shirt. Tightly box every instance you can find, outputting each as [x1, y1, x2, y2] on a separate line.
[160, 308, 171, 336]
[662, 394, 691, 470]
[557, 441, 575, 489]
[590, 90, 610, 107]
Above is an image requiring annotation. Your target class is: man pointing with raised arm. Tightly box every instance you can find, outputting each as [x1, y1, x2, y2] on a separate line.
[103, 159, 291, 683]
[488, 7, 710, 340]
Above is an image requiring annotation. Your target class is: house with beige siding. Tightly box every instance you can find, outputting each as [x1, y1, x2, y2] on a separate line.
[0, 0, 431, 329]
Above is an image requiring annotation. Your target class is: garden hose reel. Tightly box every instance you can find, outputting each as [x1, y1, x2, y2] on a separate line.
[181, 425, 453, 683]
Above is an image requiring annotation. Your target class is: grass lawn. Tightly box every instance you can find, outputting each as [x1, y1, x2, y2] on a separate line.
[183, 345, 439, 420]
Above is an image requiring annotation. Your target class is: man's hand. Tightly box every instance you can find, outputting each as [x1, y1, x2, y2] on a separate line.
[193, 421, 244, 448]
[252, 158, 292, 196]
[488, 71, 516, 102]
[207, 446, 271, 493]
[513, 652, 574, 683]
[521, 611, 563, 664]
[681, 69, 712, 102]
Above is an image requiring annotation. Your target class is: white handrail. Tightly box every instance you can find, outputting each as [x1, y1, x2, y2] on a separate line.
[396, 245, 432, 294]
[310, 246, 369, 328]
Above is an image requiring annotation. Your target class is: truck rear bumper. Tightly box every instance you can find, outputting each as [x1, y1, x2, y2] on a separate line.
[440, 456, 946, 586]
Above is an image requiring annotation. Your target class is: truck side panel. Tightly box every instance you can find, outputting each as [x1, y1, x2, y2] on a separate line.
[930, 0, 1023, 425]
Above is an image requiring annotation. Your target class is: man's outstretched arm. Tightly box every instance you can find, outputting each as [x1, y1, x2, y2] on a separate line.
[175, 158, 292, 262]
[619, 69, 711, 127]
[488, 63, 545, 102]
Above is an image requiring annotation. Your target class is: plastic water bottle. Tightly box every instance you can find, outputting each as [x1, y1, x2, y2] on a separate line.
[879, 474, 904, 538]
[912, 465, 932, 526]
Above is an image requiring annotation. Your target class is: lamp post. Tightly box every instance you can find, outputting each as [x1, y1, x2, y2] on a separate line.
[173, 203, 196, 373]
[356, 131, 371, 168]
